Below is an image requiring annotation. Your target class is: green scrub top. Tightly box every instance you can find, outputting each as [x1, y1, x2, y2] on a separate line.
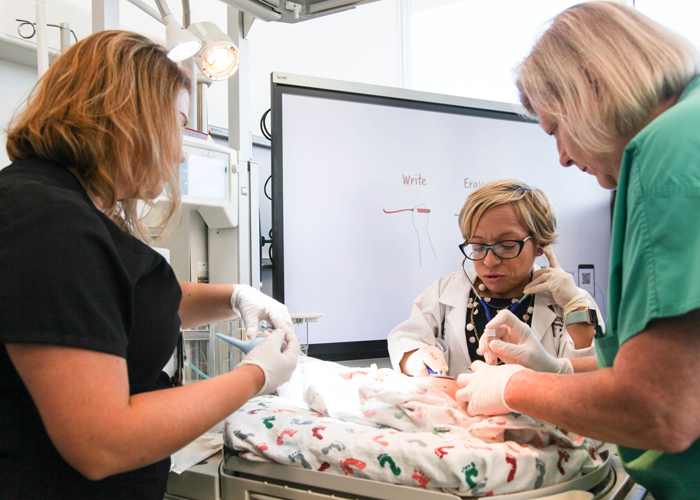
[596, 76, 700, 500]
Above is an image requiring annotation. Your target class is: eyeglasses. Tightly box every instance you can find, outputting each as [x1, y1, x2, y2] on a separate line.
[459, 236, 532, 261]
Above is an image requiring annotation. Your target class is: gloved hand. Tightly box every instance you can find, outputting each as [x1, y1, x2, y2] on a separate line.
[478, 310, 574, 374]
[238, 329, 300, 397]
[404, 345, 449, 377]
[231, 285, 293, 339]
[455, 361, 528, 416]
[523, 246, 588, 317]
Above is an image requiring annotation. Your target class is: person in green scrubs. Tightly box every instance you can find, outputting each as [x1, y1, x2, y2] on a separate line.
[453, 3, 700, 499]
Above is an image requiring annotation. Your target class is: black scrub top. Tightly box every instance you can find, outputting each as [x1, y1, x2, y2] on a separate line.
[0, 158, 182, 499]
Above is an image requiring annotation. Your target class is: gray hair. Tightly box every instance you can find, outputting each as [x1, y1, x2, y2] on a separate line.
[516, 1, 699, 154]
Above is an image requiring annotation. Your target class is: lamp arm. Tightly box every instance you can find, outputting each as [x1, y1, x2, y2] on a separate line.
[125, 0, 166, 24]
[181, 0, 192, 27]
[155, 0, 173, 18]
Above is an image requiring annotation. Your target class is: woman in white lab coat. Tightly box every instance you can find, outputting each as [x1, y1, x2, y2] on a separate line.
[388, 179, 598, 376]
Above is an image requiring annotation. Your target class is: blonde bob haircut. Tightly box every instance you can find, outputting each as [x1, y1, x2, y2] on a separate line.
[458, 180, 558, 246]
[6, 30, 191, 241]
[516, 1, 699, 155]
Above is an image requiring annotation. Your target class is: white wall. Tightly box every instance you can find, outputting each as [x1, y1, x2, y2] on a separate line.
[0, 1, 93, 53]
[411, 0, 581, 104]
[0, 0, 697, 160]
[244, 0, 400, 138]
[636, 0, 700, 51]
[0, 0, 398, 147]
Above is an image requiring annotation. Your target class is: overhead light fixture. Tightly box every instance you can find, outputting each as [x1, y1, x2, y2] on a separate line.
[148, 0, 201, 62]
[187, 22, 240, 81]
[163, 13, 202, 61]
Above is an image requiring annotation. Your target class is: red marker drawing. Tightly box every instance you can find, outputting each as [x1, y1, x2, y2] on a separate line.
[383, 208, 431, 214]
[383, 204, 437, 266]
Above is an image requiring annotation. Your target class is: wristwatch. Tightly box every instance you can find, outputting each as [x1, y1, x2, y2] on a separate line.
[565, 307, 599, 326]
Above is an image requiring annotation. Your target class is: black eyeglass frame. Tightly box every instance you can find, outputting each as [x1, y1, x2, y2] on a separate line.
[459, 235, 532, 261]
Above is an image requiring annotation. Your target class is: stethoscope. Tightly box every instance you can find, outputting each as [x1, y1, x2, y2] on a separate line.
[461, 256, 530, 322]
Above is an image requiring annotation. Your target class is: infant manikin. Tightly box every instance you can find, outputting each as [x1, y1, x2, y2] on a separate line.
[417, 374, 460, 401]
[278, 356, 476, 433]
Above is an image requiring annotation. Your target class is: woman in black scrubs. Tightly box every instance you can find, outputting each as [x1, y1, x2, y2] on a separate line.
[0, 30, 298, 499]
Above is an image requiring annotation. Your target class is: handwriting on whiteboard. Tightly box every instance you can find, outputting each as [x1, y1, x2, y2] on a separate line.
[402, 173, 427, 185]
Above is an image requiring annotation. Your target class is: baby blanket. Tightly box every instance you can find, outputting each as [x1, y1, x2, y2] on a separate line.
[224, 357, 602, 496]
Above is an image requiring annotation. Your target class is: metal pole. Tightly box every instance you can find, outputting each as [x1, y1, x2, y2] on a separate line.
[181, 0, 192, 28]
[197, 81, 209, 134]
[180, 0, 198, 131]
[35, 0, 49, 77]
[92, 0, 120, 32]
[59, 22, 71, 54]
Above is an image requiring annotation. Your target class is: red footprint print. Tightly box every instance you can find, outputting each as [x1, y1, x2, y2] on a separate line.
[372, 435, 389, 446]
[340, 458, 366, 475]
[557, 450, 570, 475]
[274, 409, 296, 413]
[312, 426, 326, 440]
[277, 429, 297, 445]
[318, 462, 330, 472]
[247, 409, 264, 415]
[505, 453, 517, 482]
[435, 446, 454, 459]
[412, 469, 430, 487]
[257, 443, 268, 451]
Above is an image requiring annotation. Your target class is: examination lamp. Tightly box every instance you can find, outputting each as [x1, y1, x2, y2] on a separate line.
[187, 22, 240, 81]
[163, 13, 201, 61]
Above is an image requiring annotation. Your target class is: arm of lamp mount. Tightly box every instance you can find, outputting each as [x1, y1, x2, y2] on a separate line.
[125, 0, 166, 24]
[128, 0, 281, 25]
[217, 0, 282, 22]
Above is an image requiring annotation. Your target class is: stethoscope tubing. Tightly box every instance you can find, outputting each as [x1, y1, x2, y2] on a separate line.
[461, 257, 529, 322]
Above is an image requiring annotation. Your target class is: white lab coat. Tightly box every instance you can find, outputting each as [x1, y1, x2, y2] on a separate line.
[388, 268, 598, 375]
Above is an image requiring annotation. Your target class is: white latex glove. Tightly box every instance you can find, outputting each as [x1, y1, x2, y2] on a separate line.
[455, 361, 528, 416]
[231, 285, 293, 339]
[523, 246, 587, 315]
[405, 345, 449, 377]
[238, 329, 300, 397]
[478, 310, 574, 374]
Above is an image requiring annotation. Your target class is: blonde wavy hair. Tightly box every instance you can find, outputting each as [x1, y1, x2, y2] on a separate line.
[458, 180, 558, 246]
[516, 1, 699, 154]
[6, 30, 191, 241]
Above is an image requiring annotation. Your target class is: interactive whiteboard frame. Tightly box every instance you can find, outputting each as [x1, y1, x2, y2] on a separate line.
[271, 72, 611, 360]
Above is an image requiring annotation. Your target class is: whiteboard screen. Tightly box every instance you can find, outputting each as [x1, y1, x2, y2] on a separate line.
[272, 79, 611, 350]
